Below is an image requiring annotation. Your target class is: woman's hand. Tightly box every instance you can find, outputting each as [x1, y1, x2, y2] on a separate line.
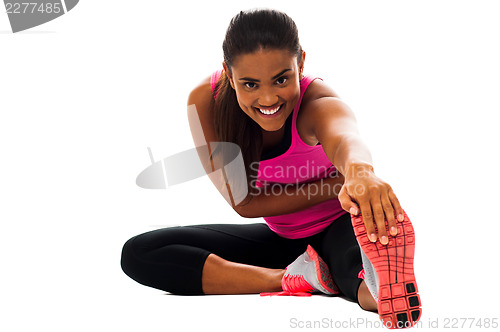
[338, 163, 404, 245]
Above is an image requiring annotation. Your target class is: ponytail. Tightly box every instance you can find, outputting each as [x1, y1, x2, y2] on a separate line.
[211, 70, 262, 206]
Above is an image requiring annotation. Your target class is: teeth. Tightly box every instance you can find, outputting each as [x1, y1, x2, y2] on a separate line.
[258, 105, 281, 115]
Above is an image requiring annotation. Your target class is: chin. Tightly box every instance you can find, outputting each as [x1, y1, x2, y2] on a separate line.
[260, 121, 284, 132]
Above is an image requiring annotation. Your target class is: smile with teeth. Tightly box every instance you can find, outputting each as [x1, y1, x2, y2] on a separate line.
[257, 104, 282, 115]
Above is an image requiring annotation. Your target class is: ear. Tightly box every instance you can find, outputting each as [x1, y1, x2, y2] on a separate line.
[299, 50, 306, 79]
[222, 62, 235, 89]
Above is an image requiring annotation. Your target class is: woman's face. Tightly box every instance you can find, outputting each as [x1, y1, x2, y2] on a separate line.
[223, 48, 305, 132]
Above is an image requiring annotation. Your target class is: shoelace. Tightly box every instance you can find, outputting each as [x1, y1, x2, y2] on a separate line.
[260, 274, 315, 297]
[283, 274, 315, 293]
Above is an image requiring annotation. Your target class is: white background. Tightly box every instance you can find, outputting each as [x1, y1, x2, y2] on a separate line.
[1, 0, 499, 331]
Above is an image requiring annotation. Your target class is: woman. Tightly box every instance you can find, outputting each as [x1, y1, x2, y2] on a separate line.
[121, 8, 421, 329]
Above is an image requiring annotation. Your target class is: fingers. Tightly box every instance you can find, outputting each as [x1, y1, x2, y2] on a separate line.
[359, 187, 404, 245]
[371, 196, 389, 245]
[359, 202, 377, 242]
[382, 191, 398, 237]
[388, 189, 405, 222]
[338, 185, 360, 216]
[341, 179, 405, 245]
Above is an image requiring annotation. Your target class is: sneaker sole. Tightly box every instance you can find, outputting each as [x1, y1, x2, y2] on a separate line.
[351, 210, 422, 329]
[306, 245, 340, 295]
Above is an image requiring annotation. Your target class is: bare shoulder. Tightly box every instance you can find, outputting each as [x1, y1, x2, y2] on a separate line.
[187, 74, 217, 145]
[297, 78, 342, 145]
[187, 75, 213, 107]
[302, 78, 341, 104]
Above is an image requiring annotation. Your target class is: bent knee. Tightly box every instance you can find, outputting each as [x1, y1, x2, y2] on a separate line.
[120, 235, 140, 279]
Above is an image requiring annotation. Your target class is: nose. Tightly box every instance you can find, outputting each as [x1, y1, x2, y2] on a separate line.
[258, 88, 279, 107]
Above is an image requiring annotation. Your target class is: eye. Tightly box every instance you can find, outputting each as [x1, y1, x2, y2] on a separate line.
[244, 82, 257, 89]
[276, 76, 288, 85]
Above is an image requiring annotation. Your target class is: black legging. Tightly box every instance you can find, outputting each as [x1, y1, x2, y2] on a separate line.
[120, 212, 364, 302]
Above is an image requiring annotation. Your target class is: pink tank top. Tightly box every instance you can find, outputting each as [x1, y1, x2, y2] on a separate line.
[210, 69, 347, 239]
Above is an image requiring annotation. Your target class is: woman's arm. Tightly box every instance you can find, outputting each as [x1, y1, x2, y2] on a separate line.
[307, 87, 404, 245]
[233, 174, 344, 218]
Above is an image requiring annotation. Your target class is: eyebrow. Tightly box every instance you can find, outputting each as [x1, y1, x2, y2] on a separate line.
[238, 69, 291, 82]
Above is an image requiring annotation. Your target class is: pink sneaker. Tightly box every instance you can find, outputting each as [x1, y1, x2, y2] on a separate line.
[352, 209, 422, 329]
[260, 245, 339, 296]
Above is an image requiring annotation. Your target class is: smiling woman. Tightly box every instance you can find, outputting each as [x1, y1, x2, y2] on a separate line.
[210, 9, 307, 200]
[225, 50, 302, 129]
[121, 7, 421, 330]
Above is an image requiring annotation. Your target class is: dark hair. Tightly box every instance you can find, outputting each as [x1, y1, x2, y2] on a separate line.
[211, 8, 303, 207]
